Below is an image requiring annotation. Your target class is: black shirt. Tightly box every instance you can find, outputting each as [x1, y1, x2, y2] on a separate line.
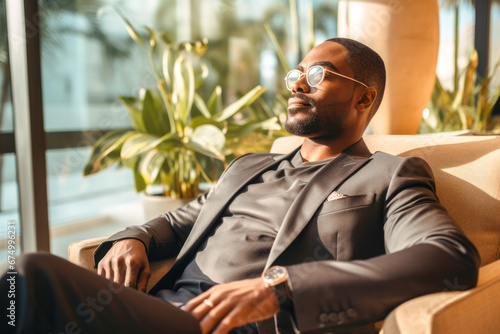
[157, 151, 334, 306]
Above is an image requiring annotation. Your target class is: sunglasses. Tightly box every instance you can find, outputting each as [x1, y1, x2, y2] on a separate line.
[284, 65, 368, 91]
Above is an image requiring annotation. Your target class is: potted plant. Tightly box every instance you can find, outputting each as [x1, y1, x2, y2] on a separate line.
[420, 49, 500, 133]
[83, 17, 282, 218]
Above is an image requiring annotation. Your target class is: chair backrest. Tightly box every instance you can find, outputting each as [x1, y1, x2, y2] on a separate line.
[271, 134, 500, 266]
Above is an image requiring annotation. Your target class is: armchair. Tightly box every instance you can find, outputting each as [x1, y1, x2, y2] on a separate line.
[69, 134, 500, 333]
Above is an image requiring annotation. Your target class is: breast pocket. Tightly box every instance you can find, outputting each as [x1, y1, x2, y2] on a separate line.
[315, 194, 381, 260]
[318, 194, 375, 216]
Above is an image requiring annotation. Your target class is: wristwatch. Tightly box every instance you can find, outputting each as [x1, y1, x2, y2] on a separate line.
[262, 266, 293, 310]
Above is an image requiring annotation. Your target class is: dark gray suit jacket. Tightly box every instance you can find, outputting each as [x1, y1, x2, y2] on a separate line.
[95, 139, 480, 333]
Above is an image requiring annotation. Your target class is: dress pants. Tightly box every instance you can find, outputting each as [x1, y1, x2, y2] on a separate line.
[0, 252, 202, 334]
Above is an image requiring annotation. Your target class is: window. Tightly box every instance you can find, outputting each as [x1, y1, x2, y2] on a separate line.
[0, 0, 21, 259]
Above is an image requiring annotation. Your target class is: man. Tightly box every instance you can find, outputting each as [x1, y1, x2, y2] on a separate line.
[1, 38, 479, 334]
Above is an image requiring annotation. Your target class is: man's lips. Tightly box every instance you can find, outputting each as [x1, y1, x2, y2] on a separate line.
[288, 93, 315, 109]
[288, 99, 312, 108]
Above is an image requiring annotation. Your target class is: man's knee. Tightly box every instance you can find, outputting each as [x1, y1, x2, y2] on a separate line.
[17, 252, 66, 277]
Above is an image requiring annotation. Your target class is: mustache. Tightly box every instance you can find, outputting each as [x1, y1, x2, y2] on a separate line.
[289, 93, 316, 107]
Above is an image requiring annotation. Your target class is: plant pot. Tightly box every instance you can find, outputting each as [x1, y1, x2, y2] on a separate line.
[141, 194, 193, 221]
[338, 0, 439, 134]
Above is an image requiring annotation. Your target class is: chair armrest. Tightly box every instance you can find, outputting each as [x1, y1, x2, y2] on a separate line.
[68, 237, 175, 292]
[381, 260, 500, 334]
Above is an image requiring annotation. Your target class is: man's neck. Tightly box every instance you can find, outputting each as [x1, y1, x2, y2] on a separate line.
[300, 137, 360, 162]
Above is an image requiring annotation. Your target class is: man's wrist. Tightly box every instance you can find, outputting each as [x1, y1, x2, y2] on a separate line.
[262, 266, 293, 310]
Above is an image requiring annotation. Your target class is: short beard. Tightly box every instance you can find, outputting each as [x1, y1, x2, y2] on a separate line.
[284, 109, 321, 136]
[285, 101, 351, 139]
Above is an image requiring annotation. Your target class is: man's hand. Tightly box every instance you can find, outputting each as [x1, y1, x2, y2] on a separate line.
[181, 277, 280, 334]
[97, 239, 150, 292]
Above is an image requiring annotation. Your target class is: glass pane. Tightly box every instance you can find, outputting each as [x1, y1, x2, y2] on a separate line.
[46, 147, 143, 257]
[0, 154, 20, 259]
[38, 1, 154, 257]
[491, 2, 500, 93]
[0, 0, 13, 133]
[0, 0, 21, 260]
[435, 2, 476, 91]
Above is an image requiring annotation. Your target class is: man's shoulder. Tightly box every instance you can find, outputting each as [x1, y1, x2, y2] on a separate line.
[368, 151, 433, 176]
[371, 150, 428, 163]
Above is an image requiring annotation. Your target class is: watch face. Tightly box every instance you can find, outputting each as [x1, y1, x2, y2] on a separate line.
[265, 266, 286, 281]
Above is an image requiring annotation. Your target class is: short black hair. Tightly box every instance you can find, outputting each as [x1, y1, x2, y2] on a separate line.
[325, 38, 386, 117]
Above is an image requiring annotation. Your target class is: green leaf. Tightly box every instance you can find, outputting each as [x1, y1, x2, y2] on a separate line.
[214, 85, 266, 122]
[133, 170, 147, 193]
[161, 32, 173, 44]
[483, 82, 500, 124]
[162, 47, 175, 90]
[173, 55, 195, 127]
[142, 89, 170, 136]
[307, 0, 315, 52]
[83, 130, 135, 175]
[207, 85, 222, 116]
[193, 38, 209, 57]
[226, 117, 281, 140]
[189, 116, 224, 131]
[193, 93, 211, 118]
[144, 26, 159, 54]
[194, 153, 224, 183]
[264, 23, 290, 73]
[118, 96, 147, 132]
[186, 124, 226, 161]
[114, 8, 145, 48]
[121, 132, 178, 160]
[194, 62, 209, 90]
[157, 81, 176, 133]
[121, 133, 159, 160]
[137, 150, 168, 185]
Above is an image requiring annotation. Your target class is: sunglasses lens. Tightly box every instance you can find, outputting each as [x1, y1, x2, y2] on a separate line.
[286, 70, 301, 90]
[308, 66, 324, 87]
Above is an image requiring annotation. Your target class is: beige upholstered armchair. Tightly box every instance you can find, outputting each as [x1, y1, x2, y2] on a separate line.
[69, 134, 500, 333]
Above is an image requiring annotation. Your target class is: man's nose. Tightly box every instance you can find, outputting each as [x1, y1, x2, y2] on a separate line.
[291, 76, 310, 93]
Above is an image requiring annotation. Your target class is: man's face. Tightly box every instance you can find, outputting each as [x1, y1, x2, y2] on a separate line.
[285, 42, 363, 140]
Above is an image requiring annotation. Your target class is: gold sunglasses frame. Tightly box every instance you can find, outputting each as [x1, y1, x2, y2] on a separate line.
[285, 65, 368, 91]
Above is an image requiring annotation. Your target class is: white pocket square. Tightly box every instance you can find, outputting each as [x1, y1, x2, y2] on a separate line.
[326, 191, 348, 202]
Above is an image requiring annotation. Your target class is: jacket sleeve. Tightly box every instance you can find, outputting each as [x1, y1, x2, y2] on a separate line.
[93, 154, 251, 268]
[286, 157, 480, 333]
[93, 192, 210, 267]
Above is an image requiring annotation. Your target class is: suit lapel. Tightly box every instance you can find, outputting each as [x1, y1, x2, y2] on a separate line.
[174, 148, 301, 263]
[150, 139, 372, 293]
[149, 150, 301, 293]
[264, 139, 372, 269]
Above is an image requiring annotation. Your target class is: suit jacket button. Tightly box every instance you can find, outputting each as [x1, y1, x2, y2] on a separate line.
[319, 313, 329, 324]
[338, 311, 348, 322]
[347, 308, 358, 318]
[328, 312, 338, 323]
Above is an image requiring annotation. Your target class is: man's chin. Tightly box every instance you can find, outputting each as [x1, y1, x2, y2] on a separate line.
[284, 119, 319, 137]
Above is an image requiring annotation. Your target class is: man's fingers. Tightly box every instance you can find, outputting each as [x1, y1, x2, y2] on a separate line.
[136, 266, 151, 293]
[112, 257, 126, 285]
[96, 239, 150, 290]
[210, 308, 246, 334]
[181, 293, 208, 313]
[123, 264, 139, 289]
[198, 300, 236, 334]
[97, 263, 104, 277]
[99, 262, 113, 280]
[184, 278, 280, 333]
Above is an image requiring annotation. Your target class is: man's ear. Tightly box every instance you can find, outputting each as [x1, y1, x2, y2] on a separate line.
[356, 87, 377, 112]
